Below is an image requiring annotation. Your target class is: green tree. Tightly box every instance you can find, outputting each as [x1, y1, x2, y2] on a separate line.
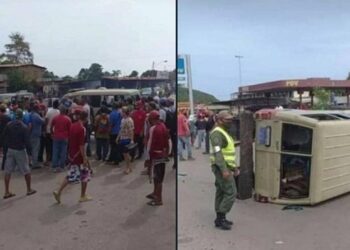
[7, 69, 33, 92]
[78, 63, 103, 80]
[129, 70, 139, 77]
[312, 87, 330, 110]
[103, 71, 111, 77]
[43, 70, 58, 79]
[141, 70, 157, 77]
[1, 32, 33, 64]
[88, 63, 103, 80]
[78, 68, 88, 80]
[62, 75, 74, 81]
[112, 70, 121, 77]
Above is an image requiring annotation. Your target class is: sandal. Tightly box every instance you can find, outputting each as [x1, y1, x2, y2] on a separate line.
[27, 190, 37, 196]
[3, 193, 16, 199]
[147, 200, 163, 206]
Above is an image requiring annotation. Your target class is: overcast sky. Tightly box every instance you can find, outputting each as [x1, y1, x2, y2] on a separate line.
[0, 0, 175, 77]
[179, 0, 350, 100]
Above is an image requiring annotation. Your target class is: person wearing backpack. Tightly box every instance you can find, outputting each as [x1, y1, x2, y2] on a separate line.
[94, 106, 110, 161]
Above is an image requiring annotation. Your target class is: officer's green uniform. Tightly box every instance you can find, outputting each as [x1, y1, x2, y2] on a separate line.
[209, 126, 237, 215]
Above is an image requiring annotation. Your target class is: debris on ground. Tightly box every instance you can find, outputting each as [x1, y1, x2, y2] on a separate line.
[282, 205, 304, 211]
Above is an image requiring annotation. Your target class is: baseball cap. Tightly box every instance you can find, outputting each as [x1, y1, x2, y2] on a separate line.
[149, 110, 160, 120]
[216, 110, 234, 120]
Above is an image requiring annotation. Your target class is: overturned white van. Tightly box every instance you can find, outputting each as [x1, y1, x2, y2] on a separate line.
[254, 109, 350, 205]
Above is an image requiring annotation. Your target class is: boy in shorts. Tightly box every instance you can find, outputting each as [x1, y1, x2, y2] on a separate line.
[2, 109, 36, 199]
[53, 110, 92, 203]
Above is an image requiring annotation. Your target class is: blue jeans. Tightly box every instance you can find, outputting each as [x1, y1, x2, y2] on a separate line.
[96, 138, 109, 160]
[197, 129, 206, 149]
[178, 136, 192, 158]
[30, 136, 41, 167]
[52, 139, 68, 169]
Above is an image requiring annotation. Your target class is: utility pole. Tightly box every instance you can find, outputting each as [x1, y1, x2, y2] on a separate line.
[152, 60, 168, 70]
[235, 55, 243, 85]
[186, 55, 194, 115]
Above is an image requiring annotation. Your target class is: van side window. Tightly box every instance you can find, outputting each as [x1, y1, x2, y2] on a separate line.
[282, 124, 313, 154]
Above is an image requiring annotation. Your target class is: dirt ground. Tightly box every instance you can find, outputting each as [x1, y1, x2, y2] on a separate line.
[0, 156, 176, 250]
[178, 147, 350, 250]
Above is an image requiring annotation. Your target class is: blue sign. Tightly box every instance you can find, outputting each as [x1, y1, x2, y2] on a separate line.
[177, 58, 185, 74]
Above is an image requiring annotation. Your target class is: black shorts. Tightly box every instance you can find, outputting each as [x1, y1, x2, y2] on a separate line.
[153, 163, 166, 183]
[119, 139, 131, 154]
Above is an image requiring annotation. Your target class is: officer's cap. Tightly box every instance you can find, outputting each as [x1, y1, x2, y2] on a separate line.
[217, 110, 234, 120]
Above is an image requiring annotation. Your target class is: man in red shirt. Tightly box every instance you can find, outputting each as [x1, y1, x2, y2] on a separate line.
[131, 101, 146, 159]
[53, 110, 92, 204]
[146, 111, 169, 206]
[51, 106, 72, 172]
[177, 109, 194, 161]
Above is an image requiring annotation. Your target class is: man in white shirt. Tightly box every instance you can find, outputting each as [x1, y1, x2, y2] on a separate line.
[45, 100, 60, 166]
[81, 98, 92, 156]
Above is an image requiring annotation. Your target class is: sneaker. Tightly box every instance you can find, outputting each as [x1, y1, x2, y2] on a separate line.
[179, 157, 186, 161]
[79, 195, 93, 203]
[188, 157, 195, 161]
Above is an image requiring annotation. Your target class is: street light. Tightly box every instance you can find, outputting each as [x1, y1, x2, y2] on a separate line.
[152, 60, 168, 70]
[235, 55, 243, 85]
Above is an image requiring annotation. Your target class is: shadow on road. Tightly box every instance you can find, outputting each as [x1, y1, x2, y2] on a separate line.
[124, 175, 148, 190]
[102, 171, 126, 185]
[38, 203, 81, 225]
[120, 203, 158, 230]
[0, 195, 27, 211]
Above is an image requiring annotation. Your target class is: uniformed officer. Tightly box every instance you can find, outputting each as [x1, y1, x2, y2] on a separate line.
[209, 110, 240, 230]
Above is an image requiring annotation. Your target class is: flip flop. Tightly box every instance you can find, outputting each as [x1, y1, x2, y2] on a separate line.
[146, 194, 156, 200]
[3, 193, 16, 199]
[27, 190, 37, 196]
[53, 191, 61, 204]
[147, 200, 163, 206]
[124, 169, 131, 175]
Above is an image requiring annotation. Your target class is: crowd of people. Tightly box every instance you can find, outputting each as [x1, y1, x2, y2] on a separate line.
[0, 95, 176, 206]
[177, 108, 216, 161]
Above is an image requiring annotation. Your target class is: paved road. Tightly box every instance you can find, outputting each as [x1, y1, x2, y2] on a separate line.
[0, 157, 175, 250]
[178, 146, 350, 250]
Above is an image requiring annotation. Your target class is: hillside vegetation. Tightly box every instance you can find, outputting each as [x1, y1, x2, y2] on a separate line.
[178, 86, 219, 104]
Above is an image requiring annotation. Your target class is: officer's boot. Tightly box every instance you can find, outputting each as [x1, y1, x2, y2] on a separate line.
[214, 213, 231, 230]
[223, 214, 233, 226]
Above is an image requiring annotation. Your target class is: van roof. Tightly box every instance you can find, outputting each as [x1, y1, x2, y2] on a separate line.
[256, 108, 350, 122]
[64, 88, 140, 97]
